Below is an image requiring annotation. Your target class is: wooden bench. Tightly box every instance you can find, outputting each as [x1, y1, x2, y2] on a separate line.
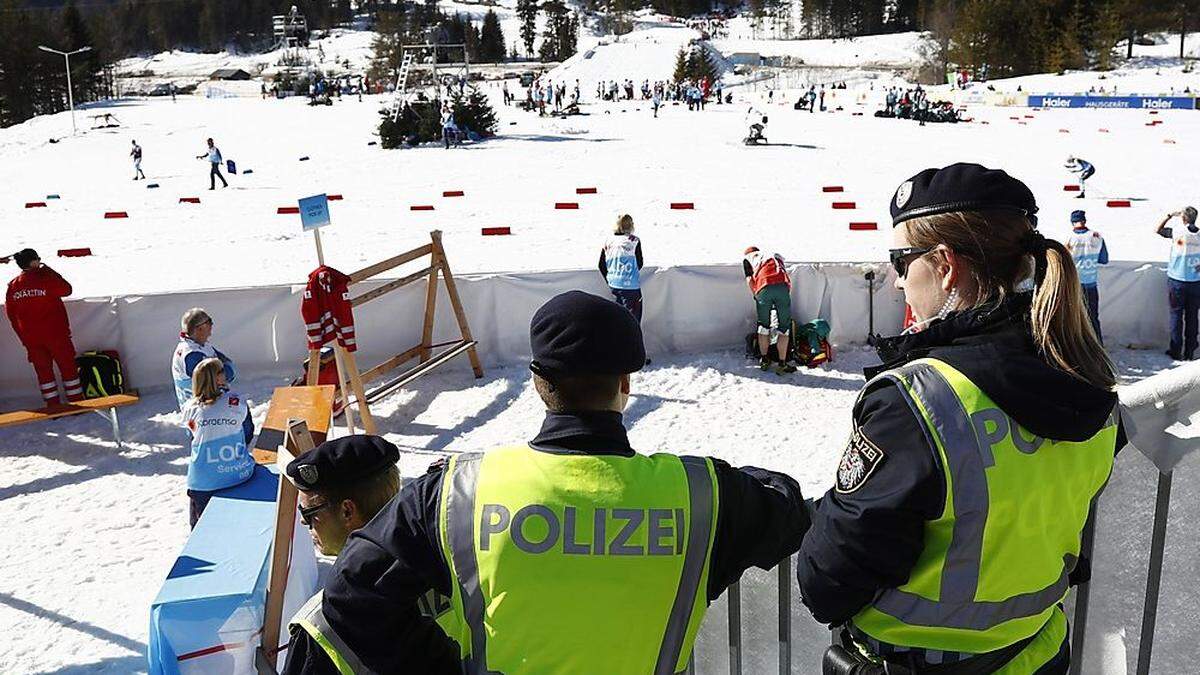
[0, 393, 139, 448]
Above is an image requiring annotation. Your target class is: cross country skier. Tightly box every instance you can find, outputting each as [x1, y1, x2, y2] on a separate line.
[1065, 156, 1094, 198]
[130, 140, 145, 180]
[197, 138, 228, 190]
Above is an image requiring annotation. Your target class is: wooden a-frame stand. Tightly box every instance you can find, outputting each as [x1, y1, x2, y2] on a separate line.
[306, 230, 484, 435]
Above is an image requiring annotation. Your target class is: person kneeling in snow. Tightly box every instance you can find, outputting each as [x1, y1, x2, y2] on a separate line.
[181, 357, 254, 528]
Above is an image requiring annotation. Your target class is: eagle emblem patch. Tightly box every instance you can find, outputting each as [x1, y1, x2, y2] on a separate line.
[836, 427, 885, 494]
[895, 181, 914, 210]
[298, 464, 319, 485]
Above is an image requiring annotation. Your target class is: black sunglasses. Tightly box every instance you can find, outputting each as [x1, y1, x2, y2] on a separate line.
[298, 501, 331, 527]
[889, 246, 933, 278]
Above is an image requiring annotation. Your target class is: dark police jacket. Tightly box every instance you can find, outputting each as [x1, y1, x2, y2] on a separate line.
[284, 410, 809, 674]
[796, 294, 1125, 628]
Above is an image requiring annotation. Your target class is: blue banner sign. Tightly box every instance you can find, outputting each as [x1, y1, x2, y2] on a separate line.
[299, 193, 331, 232]
[1028, 94, 1196, 110]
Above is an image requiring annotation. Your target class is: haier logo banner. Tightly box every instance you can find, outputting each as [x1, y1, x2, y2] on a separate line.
[1028, 95, 1197, 109]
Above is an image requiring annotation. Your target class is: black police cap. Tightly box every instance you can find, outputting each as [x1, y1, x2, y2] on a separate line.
[890, 163, 1038, 227]
[529, 290, 645, 378]
[286, 434, 399, 492]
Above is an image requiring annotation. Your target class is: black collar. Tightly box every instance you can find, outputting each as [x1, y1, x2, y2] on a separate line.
[529, 411, 635, 456]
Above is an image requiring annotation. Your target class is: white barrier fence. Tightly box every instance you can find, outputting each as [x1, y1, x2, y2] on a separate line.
[0, 260, 1174, 399]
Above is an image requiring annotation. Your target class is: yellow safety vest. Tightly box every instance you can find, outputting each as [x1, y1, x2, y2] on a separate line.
[852, 358, 1117, 671]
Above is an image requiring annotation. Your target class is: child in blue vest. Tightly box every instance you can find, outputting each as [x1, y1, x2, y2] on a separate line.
[1155, 206, 1200, 360]
[1065, 210, 1108, 343]
[598, 214, 644, 321]
[181, 357, 255, 527]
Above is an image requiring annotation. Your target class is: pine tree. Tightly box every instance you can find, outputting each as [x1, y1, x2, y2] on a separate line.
[539, 1, 577, 62]
[517, 0, 539, 57]
[672, 47, 688, 83]
[480, 10, 506, 62]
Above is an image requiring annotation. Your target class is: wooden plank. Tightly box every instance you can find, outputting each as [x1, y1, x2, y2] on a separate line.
[347, 244, 433, 283]
[259, 420, 314, 673]
[365, 341, 476, 403]
[433, 231, 484, 378]
[339, 349, 377, 434]
[348, 266, 433, 308]
[252, 386, 335, 465]
[332, 344, 357, 435]
[420, 248, 441, 363]
[0, 393, 139, 428]
[359, 345, 423, 384]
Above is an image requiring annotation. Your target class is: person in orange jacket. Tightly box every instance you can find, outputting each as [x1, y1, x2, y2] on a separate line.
[5, 249, 84, 405]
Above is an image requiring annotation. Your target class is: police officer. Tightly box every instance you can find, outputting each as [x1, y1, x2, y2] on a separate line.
[285, 290, 809, 674]
[283, 435, 402, 673]
[798, 164, 1123, 673]
[1065, 210, 1108, 344]
[1154, 206, 1200, 360]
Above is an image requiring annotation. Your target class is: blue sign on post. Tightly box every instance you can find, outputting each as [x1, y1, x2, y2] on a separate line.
[299, 194, 331, 232]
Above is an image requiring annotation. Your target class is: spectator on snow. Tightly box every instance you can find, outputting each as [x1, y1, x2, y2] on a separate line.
[196, 137, 228, 190]
[441, 105, 458, 149]
[599, 214, 645, 323]
[181, 357, 254, 528]
[1155, 206, 1200, 360]
[172, 307, 237, 411]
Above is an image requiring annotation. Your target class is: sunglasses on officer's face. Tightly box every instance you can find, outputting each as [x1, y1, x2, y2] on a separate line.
[889, 246, 934, 278]
[298, 501, 331, 527]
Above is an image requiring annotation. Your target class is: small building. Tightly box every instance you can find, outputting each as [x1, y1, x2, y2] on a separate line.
[210, 68, 252, 81]
[727, 52, 763, 67]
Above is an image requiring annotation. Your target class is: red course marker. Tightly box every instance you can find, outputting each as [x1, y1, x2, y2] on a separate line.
[1063, 185, 1081, 192]
[481, 227, 511, 236]
[849, 222, 878, 231]
[822, 186, 844, 193]
[104, 211, 128, 219]
[25, 202, 46, 208]
[443, 190, 464, 198]
[1106, 200, 1131, 208]
[1150, 111, 1159, 115]
[1025, 115, 1035, 119]
[179, 197, 200, 204]
[555, 202, 579, 210]
[57, 247, 92, 257]
[327, 194, 343, 201]
[277, 206, 300, 214]
[1058, 129, 1070, 133]
[1099, 128, 1110, 133]
[670, 202, 694, 210]
[832, 202, 856, 210]
[1164, 139, 1177, 144]
[576, 187, 598, 194]
[410, 205, 435, 211]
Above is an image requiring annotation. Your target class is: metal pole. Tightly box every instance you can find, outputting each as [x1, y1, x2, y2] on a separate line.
[1067, 509, 1097, 675]
[64, 53, 77, 134]
[865, 270, 875, 338]
[778, 557, 792, 675]
[728, 581, 742, 675]
[1136, 471, 1173, 675]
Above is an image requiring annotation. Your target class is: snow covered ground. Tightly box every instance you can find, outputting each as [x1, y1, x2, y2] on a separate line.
[0, 348, 1195, 673]
[2, 80, 1197, 298]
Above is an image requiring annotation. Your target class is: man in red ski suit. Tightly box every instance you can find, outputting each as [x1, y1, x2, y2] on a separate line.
[5, 249, 83, 404]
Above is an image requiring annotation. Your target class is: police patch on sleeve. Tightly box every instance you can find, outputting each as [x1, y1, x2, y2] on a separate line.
[836, 427, 886, 494]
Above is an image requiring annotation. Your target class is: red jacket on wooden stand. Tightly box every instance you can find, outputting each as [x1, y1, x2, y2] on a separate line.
[6, 265, 73, 346]
[301, 266, 357, 353]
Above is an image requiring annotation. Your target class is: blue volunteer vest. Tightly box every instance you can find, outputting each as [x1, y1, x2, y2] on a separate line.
[1067, 229, 1103, 286]
[182, 390, 254, 492]
[1167, 229, 1200, 282]
[604, 234, 641, 290]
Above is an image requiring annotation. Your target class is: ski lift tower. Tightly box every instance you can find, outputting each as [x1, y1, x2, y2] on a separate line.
[389, 27, 471, 121]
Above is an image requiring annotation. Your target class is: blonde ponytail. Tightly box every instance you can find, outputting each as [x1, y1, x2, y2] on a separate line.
[1031, 239, 1115, 390]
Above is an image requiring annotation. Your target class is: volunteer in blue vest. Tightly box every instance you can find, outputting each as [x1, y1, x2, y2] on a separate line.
[282, 436, 403, 673]
[599, 213, 645, 321]
[1065, 209, 1108, 344]
[172, 307, 237, 411]
[1155, 206, 1200, 360]
[744, 246, 796, 373]
[284, 290, 809, 674]
[798, 164, 1124, 673]
[180, 357, 255, 528]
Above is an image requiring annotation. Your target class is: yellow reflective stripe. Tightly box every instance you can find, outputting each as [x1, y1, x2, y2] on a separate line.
[295, 617, 356, 675]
